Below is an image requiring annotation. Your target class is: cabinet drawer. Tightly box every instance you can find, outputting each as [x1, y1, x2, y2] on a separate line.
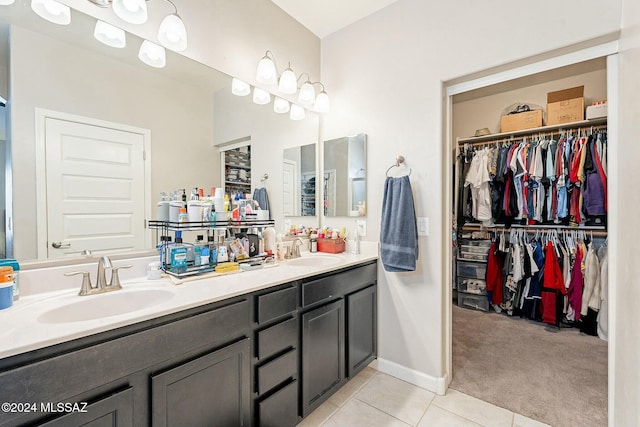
[457, 277, 487, 295]
[456, 260, 486, 279]
[457, 291, 490, 312]
[302, 263, 376, 307]
[258, 380, 298, 427]
[257, 286, 297, 324]
[257, 317, 297, 360]
[257, 349, 297, 395]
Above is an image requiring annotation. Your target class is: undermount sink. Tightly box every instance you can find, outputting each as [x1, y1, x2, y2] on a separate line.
[287, 254, 341, 267]
[37, 287, 176, 324]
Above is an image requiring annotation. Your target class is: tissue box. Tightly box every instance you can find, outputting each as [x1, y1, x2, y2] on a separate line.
[317, 238, 345, 254]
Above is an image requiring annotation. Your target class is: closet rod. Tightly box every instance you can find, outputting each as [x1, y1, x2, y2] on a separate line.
[458, 124, 608, 148]
[461, 224, 608, 237]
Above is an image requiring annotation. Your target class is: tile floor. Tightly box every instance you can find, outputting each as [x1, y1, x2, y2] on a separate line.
[297, 367, 551, 427]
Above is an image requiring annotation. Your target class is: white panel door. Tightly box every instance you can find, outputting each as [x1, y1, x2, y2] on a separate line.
[283, 159, 297, 216]
[44, 117, 146, 258]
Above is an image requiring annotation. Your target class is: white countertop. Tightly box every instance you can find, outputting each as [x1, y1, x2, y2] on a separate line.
[0, 246, 378, 360]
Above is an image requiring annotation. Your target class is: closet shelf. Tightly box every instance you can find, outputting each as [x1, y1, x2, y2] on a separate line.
[457, 117, 607, 145]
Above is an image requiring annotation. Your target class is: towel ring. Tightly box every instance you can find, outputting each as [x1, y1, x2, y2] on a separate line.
[386, 155, 412, 177]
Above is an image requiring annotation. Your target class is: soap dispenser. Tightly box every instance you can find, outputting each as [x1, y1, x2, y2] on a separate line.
[157, 192, 170, 221]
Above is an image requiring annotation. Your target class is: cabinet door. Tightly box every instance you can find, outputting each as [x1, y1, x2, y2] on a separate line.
[347, 285, 377, 377]
[301, 299, 344, 417]
[151, 339, 250, 427]
[38, 388, 133, 427]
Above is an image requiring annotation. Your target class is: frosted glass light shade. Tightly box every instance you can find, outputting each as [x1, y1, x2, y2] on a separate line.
[256, 55, 277, 85]
[0, 0, 16, 5]
[158, 14, 187, 52]
[314, 91, 330, 113]
[231, 78, 251, 96]
[298, 81, 315, 106]
[31, 0, 71, 25]
[112, 0, 147, 24]
[138, 40, 166, 68]
[274, 97, 290, 114]
[253, 87, 271, 105]
[290, 104, 305, 121]
[94, 20, 126, 48]
[278, 67, 297, 94]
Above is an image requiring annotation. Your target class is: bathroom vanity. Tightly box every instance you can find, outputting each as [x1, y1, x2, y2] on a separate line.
[0, 252, 377, 427]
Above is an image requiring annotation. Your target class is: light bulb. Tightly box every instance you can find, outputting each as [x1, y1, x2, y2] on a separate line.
[253, 87, 271, 105]
[112, 0, 147, 24]
[158, 14, 187, 52]
[290, 104, 305, 120]
[94, 20, 126, 48]
[31, 0, 71, 25]
[278, 66, 297, 94]
[274, 97, 290, 114]
[231, 78, 251, 96]
[138, 40, 166, 68]
[314, 91, 330, 113]
[298, 81, 315, 106]
[256, 54, 276, 85]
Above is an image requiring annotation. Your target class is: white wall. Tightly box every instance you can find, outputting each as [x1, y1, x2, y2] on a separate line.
[321, 0, 622, 392]
[10, 25, 218, 260]
[612, 0, 640, 424]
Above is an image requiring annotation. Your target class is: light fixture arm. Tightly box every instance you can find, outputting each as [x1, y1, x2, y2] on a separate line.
[159, 0, 179, 17]
[262, 50, 278, 71]
[297, 72, 311, 84]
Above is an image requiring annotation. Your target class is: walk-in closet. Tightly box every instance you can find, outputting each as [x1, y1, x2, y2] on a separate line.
[449, 55, 610, 427]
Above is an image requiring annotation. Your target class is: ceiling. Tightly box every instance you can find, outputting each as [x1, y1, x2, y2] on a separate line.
[270, 0, 399, 38]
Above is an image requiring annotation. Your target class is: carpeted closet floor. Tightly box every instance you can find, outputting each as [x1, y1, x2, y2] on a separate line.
[450, 304, 607, 427]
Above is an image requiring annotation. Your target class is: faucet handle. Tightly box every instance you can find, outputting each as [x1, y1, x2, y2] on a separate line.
[65, 271, 93, 296]
[109, 265, 132, 290]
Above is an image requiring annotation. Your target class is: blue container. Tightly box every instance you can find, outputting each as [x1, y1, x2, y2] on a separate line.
[0, 259, 20, 301]
[0, 282, 12, 310]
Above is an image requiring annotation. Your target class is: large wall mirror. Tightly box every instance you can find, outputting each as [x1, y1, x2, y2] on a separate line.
[323, 133, 367, 217]
[283, 144, 316, 217]
[0, 3, 319, 262]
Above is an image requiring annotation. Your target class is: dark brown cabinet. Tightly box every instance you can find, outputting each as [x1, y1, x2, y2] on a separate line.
[151, 339, 250, 427]
[346, 285, 377, 377]
[301, 299, 345, 417]
[38, 388, 134, 427]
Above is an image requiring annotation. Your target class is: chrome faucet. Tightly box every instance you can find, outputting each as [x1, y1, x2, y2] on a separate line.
[65, 256, 131, 296]
[291, 238, 303, 258]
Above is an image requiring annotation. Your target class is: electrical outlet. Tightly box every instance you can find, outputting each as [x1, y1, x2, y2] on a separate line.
[356, 220, 367, 236]
[417, 217, 429, 236]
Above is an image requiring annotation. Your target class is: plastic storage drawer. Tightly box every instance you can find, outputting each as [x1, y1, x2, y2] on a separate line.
[456, 260, 486, 279]
[457, 277, 487, 295]
[457, 291, 489, 312]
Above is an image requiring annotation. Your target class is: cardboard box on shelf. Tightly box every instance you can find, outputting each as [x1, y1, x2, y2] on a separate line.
[500, 110, 543, 133]
[547, 86, 584, 125]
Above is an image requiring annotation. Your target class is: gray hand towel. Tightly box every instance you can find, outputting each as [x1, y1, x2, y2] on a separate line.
[380, 175, 419, 272]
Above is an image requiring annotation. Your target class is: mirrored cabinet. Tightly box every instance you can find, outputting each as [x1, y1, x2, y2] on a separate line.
[283, 143, 317, 217]
[324, 134, 367, 217]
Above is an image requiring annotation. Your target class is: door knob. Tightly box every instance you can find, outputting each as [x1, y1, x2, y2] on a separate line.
[51, 241, 71, 249]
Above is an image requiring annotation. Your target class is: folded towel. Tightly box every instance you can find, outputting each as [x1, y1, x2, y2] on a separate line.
[252, 187, 271, 219]
[380, 175, 418, 272]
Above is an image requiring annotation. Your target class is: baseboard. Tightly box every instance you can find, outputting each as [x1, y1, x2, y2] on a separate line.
[373, 358, 449, 395]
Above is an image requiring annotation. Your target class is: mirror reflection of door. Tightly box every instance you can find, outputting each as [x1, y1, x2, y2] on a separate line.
[37, 111, 150, 258]
[282, 159, 298, 216]
[323, 134, 367, 217]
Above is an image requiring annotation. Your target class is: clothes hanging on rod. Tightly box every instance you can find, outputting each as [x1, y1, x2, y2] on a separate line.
[458, 127, 607, 228]
[481, 229, 607, 337]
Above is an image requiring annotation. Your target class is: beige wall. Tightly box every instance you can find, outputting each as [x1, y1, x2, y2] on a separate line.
[321, 0, 621, 395]
[10, 25, 218, 260]
[452, 63, 607, 140]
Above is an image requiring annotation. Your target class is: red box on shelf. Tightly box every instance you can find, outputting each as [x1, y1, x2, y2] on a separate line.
[317, 238, 345, 254]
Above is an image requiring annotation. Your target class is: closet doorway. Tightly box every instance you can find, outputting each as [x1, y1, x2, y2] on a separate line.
[443, 44, 617, 427]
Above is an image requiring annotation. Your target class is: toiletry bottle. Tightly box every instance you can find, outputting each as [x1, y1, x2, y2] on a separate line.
[0, 259, 20, 301]
[170, 238, 188, 273]
[276, 234, 283, 261]
[351, 221, 360, 255]
[200, 246, 210, 267]
[194, 235, 204, 266]
[310, 234, 318, 253]
[208, 236, 217, 267]
[157, 192, 170, 221]
[178, 207, 188, 223]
